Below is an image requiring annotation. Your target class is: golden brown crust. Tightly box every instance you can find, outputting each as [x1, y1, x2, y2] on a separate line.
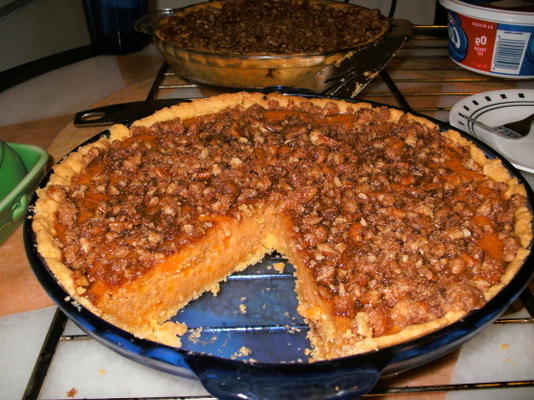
[33, 92, 532, 359]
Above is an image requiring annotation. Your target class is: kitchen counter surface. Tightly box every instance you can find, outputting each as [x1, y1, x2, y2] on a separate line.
[1, 36, 533, 400]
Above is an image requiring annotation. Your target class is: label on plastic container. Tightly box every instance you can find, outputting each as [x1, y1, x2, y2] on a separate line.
[446, 11, 534, 77]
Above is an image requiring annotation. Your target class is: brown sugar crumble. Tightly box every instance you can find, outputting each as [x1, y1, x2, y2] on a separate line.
[155, 0, 388, 54]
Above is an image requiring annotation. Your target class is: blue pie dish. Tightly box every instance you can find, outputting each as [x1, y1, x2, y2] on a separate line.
[24, 94, 534, 400]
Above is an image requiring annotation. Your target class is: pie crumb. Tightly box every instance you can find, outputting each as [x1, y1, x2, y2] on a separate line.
[273, 262, 285, 273]
[188, 327, 203, 343]
[159, 321, 187, 337]
[66, 387, 78, 398]
[98, 369, 106, 375]
[236, 346, 252, 357]
[499, 343, 510, 350]
[239, 303, 247, 314]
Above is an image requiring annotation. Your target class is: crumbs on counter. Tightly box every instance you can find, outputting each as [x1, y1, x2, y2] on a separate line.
[499, 343, 510, 350]
[239, 303, 247, 314]
[66, 387, 78, 398]
[98, 368, 106, 375]
[505, 357, 519, 366]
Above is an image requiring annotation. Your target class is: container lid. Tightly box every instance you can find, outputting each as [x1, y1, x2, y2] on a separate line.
[439, 0, 534, 24]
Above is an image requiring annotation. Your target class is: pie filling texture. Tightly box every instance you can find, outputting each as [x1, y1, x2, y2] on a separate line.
[33, 92, 532, 361]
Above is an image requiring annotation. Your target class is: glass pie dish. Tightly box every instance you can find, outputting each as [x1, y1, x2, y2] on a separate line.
[134, 0, 403, 92]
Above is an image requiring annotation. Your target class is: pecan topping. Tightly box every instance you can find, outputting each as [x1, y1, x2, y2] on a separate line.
[156, 0, 387, 55]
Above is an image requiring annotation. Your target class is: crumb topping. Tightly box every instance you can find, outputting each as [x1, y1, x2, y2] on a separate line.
[155, 0, 387, 54]
[48, 98, 526, 336]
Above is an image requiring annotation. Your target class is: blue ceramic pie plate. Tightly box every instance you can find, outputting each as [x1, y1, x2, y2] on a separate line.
[24, 95, 534, 400]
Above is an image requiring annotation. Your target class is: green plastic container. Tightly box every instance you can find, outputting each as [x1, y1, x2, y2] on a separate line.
[0, 142, 48, 244]
[0, 141, 27, 199]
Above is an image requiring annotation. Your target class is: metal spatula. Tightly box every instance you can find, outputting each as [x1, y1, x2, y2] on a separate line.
[323, 19, 412, 98]
[459, 112, 533, 139]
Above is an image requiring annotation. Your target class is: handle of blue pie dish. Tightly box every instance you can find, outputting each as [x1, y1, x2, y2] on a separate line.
[186, 356, 385, 400]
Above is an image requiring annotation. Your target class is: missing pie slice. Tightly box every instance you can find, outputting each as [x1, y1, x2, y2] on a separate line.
[33, 92, 532, 360]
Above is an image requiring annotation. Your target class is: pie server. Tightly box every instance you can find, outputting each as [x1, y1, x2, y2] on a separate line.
[25, 96, 534, 400]
[73, 21, 412, 127]
[322, 19, 412, 98]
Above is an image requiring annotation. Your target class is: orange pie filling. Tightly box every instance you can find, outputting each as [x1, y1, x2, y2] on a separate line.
[33, 93, 531, 360]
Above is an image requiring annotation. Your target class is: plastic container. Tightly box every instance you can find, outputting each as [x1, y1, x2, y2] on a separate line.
[0, 141, 27, 200]
[0, 143, 48, 244]
[83, 0, 149, 55]
[439, 0, 534, 78]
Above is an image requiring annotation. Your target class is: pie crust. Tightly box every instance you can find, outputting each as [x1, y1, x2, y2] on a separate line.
[33, 92, 532, 360]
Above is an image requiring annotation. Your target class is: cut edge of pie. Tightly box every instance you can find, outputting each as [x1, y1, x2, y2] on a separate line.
[32, 92, 532, 361]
